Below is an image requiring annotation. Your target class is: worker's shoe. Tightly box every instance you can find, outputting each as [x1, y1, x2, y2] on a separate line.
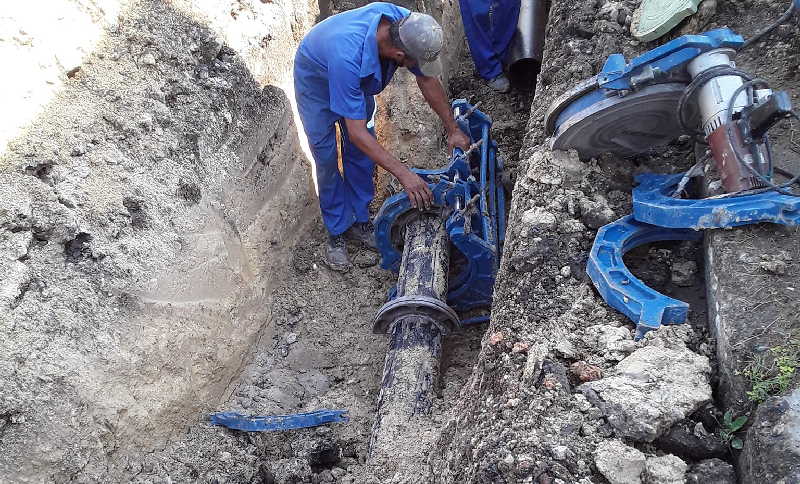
[344, 221, 378, 251]
[487, 74, 511, 93]
[323, 233, 351, 272]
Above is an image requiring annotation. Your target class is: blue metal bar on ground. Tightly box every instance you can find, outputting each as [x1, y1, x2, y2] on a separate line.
[209, 409, 349, 432]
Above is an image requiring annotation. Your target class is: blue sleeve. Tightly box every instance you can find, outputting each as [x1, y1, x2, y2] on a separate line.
[328, 55, 366, 120]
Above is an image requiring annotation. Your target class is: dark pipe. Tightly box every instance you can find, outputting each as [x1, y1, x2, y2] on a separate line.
[368, 214, 450, 471]
[505, 0, 548, 87]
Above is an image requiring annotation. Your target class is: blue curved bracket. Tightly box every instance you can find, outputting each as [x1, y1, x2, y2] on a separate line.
[374, 100, 504, 315]
[374, 180, 470, 272]
[587, 215, 703, 340]
[633, 173, 800, 229]
[210, 409, 349, 432]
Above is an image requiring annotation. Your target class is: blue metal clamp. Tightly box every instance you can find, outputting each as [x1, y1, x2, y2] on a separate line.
[633, 173, 800, 229]
[374, 100, 506, 314]
[587, 215, 703, 340]
[209, 409, 349, 432]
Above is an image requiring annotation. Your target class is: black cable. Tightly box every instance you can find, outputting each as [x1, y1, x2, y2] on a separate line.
[740, 2, 798, 51]
[724, 82, 800, 197]
[677, 66, 754, 136]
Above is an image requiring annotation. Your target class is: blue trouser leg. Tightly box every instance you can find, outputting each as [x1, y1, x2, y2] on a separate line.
[301, 97, 377, 236]
[308, 129, 352, 236]
[458, 0, 521, 80]
[338, 96, 376, 225]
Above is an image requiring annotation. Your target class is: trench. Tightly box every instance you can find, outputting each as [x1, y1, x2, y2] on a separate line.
[2, 0, 796, 482]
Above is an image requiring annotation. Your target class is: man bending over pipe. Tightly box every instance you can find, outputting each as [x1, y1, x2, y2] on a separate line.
[294, 2, 470, 272]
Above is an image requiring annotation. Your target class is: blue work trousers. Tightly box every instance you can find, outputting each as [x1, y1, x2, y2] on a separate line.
[459, 0, 521, 80]
[299, 97, 377, 237]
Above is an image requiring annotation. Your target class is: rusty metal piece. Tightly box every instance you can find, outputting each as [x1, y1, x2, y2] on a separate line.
[707, 123, 769, 192]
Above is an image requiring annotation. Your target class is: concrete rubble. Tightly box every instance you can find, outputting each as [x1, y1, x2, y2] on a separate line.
[582, 345, 712, 442]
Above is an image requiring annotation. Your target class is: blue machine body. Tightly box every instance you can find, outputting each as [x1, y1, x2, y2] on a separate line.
[633, 173, 800, 229]
[559, 28, 798, 338]
[210, 409, 349, 432]
[587, 215, 703, 340]
[550, 29, 744, 139]
[374, 100, 506, 316]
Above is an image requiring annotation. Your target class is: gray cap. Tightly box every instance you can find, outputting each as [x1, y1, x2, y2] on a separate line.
[391, 12, 443, 77]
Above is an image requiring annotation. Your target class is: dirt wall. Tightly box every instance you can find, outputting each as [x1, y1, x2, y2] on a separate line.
[431, 0, 722, 482]
[0, 0, 318, 481]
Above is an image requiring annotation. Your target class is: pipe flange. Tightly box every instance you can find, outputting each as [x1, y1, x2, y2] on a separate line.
[372, 296, 460, 335]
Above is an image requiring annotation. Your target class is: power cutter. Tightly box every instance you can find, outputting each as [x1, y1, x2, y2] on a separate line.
[544, 4, 800, 338]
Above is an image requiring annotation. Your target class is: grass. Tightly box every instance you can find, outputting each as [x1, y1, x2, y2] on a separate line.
[741, 339, 800, 404]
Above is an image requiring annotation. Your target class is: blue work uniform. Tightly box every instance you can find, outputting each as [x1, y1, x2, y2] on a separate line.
[458, 0, 520, 80]
[294, 2, 423, 236]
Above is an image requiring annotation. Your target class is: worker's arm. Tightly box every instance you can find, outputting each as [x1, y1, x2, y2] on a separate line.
[343, 118, 434, 210]
[415, 75, 471, 154]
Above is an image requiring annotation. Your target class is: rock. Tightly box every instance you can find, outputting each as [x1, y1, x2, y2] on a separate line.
[560, 265, 572, 278]
[285, 332, 298, 344]
[551, 445, 569, 461]
[0, 261, 31, 309]
[582, 346, 711, 441]
[671, 260, 697, 287]
[570, 361, 603, 382]
[686, 458, 736, 484]
[140, 52, 157, 65]
[580, 198, 615, 229]
[488, 332, 504, 345]
[644, 454, 687, 484]
[521, 207, 557, 231]
[738, 388, 800, 483]
[594, 440, 645, 484]
[512, 342, 529, 353]
[654, 420, 727, 460]
[555, 339, 578, 359]
[759, 259, 787, 274]
[353, 250, 378, 268]
[270, 458, 312, 484]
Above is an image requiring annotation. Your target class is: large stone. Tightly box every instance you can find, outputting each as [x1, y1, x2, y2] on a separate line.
[643, 454, 687, 484]
[738, 388, 800, 483]
[582, 346, 712, 441]
[685, 459, 736, 484]
[594, 440, 646, 484]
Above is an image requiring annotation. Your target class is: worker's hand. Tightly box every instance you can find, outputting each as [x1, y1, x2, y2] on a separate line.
[447, 127, 470, 155]
[399, 170, 434, 210]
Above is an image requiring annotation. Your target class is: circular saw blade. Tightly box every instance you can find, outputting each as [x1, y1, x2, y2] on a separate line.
[550, 83, 689, 159]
